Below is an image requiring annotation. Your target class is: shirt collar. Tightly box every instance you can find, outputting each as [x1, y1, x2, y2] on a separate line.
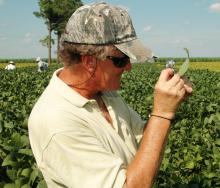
[49, 68, 90, 107]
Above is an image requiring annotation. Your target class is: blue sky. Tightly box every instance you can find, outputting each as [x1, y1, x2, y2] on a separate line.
[0, 0, 219, 59]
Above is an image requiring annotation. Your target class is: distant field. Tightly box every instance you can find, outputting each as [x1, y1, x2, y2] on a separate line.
[0, 63, 36, 69]
[189, 61, 220, 72]
[153, 61, 220, 72]
[1, 61, 220, 72]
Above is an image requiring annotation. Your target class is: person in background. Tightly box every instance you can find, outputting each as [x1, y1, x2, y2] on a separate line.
[36, 57, 48, 72]
[28, 2, 193, 188]
[5, 61, 16, 70]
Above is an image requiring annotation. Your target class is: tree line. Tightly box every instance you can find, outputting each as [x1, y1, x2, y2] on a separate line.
[156, 57, 220, 63]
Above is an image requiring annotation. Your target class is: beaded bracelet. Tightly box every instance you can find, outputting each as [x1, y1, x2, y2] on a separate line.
[149, 114, 173, 121]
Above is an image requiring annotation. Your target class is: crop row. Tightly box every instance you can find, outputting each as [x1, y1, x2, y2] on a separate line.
[0, 64, 219, 187]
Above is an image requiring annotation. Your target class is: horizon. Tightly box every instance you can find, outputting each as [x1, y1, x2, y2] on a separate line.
[1, 56, 220, 61]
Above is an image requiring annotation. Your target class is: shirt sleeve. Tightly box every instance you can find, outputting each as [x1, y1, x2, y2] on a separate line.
[41, 125, 126, 188]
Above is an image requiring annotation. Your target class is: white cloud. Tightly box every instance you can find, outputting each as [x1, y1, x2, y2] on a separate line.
[169, 39, 190, 44]
[143, 25, 152, 32]
[209, 3, 220, 13]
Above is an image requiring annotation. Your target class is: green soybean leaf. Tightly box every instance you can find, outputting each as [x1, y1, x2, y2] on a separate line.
[178, 48, 190, 76]
[18, 149, 33, 156]
[6, 169, 16, 181]
[3, 183, 16, 188]
[206, 172, 218, 179]
[215, 138, 220, 146]
[21, 184, 31, 188]
[21, 168, 32, 177]
[29, 169, 39, 184]
[15, 180, 22, 188]
[185, 161, 195, 169]
[178, 58, 189, 76]
[2, 154, 16, 167]
[184, 47, 190, 59]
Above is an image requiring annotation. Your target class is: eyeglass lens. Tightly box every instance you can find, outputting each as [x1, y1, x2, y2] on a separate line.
[107, 56, 130, 68]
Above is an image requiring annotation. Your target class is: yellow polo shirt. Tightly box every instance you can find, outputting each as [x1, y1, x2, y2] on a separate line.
[28, 68, 145, 188]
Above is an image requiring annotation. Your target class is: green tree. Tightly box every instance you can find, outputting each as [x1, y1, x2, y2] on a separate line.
[34, 0, 82, 65]
[39, 35, 55, 48]
[52, 0, 83, 63]
[34, 0, 57, 66]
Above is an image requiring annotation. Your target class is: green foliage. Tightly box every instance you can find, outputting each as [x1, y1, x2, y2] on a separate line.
[39, 36, 55, 48]
[34, 0, 83, 64]
[34, 0, 82, 32]
[51, 0, 83, 35]
[121, 64, 220, 187]
[178, 48, 190, 76]
[0, 63, 219, 187]
[0, 65, 60, 187]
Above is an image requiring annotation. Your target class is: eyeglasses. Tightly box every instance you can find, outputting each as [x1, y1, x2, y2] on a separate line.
[106, 55, 130, 68]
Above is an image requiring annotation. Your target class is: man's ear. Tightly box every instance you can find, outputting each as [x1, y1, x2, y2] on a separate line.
[81, 55, 97, 73]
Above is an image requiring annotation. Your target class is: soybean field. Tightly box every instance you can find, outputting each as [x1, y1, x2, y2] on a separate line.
[0, 63, 220, 188]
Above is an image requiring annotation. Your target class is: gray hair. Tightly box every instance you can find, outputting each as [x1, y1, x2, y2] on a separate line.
[59, 42, 112, 67]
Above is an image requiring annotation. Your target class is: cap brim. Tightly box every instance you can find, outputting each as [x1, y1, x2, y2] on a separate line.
[114, 39, 152, 63]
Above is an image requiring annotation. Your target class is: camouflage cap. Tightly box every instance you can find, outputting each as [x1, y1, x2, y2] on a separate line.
[61, 2, 152, 62]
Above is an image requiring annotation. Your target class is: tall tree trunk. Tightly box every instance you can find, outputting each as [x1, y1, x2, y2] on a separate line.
[57, 33, 61, 64]
[48, 21, 52, 66]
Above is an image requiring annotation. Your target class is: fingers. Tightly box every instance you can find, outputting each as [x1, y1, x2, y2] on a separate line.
[153, 70, 193, 119]
[157, 69, 193, 99]
[178, 87, 186, 98]
[174, 76, 193, 99]
[167, 74, 181, 87]
[184, 84, 193, 94]
[160, 69, 184, 89]
[167, 73, 193, 94]
[175, 79, 184, 91]
[158, 68, 174, 82]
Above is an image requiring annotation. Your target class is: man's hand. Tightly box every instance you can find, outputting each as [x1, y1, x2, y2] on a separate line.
[152, 68, 193, 120]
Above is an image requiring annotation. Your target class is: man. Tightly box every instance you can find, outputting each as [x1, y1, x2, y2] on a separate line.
[36, 57, 48, 72]
[28, 2, 192, 188]
[5, 61, 16, 70]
